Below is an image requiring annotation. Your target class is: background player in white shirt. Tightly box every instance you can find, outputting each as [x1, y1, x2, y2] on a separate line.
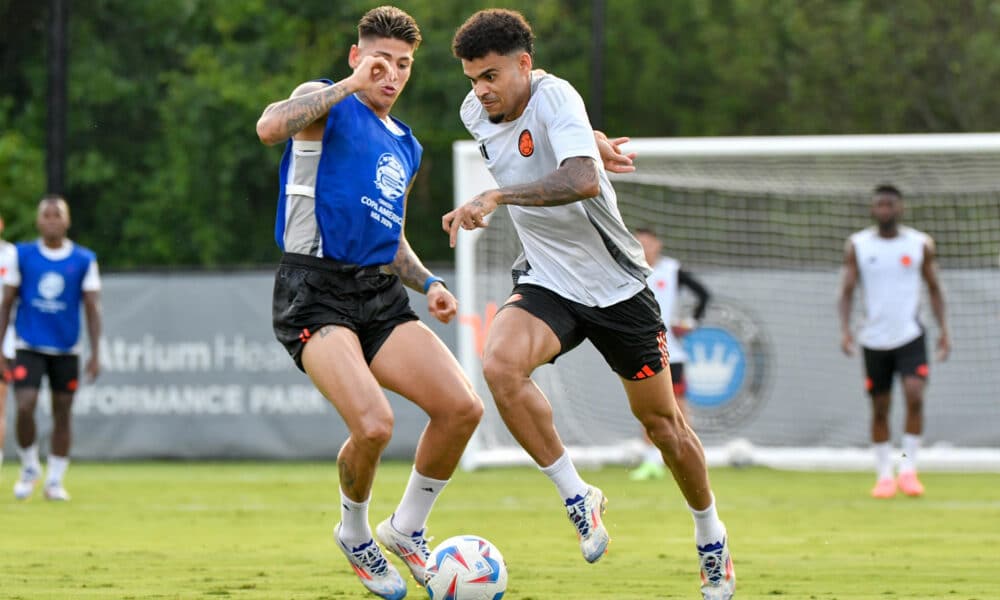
[446, 10, 734, 599]
[0, 213, 15, 478]
[630, 227, 711, 481]
[838, 184, 950, 499]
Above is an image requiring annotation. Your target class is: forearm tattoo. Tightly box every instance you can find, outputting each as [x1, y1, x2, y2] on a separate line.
[263, 83, 352, 139]
[499, 157, 598, 207]
[388, 238, 431, 291]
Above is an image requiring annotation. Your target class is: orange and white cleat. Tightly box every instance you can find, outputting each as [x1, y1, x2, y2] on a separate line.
[698, 533, 735, 600]
[565, 485, 610, 563]
[334, 523, 408, 600]
[871, 477, 897, 499]
[897, 471, 925, 497]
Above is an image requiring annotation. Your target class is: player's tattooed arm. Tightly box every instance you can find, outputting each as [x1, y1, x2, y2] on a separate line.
[494, 156, 600, 207]
[256, 83, 353, 145]
[387, 235, 434, 292]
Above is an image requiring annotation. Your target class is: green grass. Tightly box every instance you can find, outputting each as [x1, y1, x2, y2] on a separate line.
[1, 462, 998, 599]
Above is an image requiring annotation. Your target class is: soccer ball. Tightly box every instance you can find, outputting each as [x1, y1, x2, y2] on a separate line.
[424, 535, 507, 600]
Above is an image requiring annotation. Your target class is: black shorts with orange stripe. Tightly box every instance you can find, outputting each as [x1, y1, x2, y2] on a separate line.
[12, 350, 80, 393]
[499, 283, 668, 381]
[862, 334, 928, 395]
[272, 253, 418, 372]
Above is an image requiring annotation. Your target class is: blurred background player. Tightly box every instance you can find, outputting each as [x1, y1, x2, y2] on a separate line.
[446, 10, 734, 599]
[838, 183, 950, 499]
[0, 195, 102, 501]
[630, 226, 711, 481]
[0, 213, 15, 478]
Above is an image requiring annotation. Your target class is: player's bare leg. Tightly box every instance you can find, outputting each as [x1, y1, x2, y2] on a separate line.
[897, 376, 926, 496]
[12, 388, 42, 500]
[370, 320, 483, 583]
[43, 391, 74, 500]
[869, 391, 897, 498]
[481, 307, 608, 563]
[302, 325, 407, 599]
[625, 370, 734, 599]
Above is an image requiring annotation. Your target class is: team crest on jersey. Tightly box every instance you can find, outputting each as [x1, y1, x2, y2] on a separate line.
[373, 153, 407, 201]
[518, 129, 534, 157]
[900, 254, 912, 267]
[38, 271, 65, 300]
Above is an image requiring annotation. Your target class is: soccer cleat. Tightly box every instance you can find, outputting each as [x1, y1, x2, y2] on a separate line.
[334, 523, 408, 600]
[871, 477, 897, 499]
[43, 483, 71, 502]
[13, 465, 41, 500]
[375, 517, 431, 585]
[629, 461, 666, 481]
[897, 471, 925, 497]
[698, 535, 735, 600]
[565, 485, 610, 563]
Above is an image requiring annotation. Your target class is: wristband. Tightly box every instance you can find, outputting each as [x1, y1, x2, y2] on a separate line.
[423, 276, 446, 293]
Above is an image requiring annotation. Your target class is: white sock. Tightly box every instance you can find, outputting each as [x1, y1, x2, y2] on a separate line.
[16, 444, 40, 471]
[873, 442, 894, 480]
[338, 490, 372, 548]
[899, 434, 921, 474]
[46, 454, 70, 486]
[641, 443, 662, 465]
[539, 451, 588, 503]
[0, 450, 4, 473]
[690, 494, 727, 547]
[392, 467, 449, 535]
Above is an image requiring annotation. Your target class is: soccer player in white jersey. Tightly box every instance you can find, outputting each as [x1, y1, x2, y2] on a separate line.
[838, 184, 950, 499]
[0, 195, 102, 502]
[0, 213, 16, 477]
[630, 227, 711, 481]
[445, 10, 734, 599]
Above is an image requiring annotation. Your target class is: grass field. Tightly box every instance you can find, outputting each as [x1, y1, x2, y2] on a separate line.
[1, 461, 998, 599]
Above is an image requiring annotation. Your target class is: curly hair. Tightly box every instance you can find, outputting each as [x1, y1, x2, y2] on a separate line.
[452, 9, 534, 60]
[358, 5, 422, 49]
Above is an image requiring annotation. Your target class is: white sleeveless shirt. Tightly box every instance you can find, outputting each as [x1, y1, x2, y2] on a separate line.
[851, 225, 928, 350]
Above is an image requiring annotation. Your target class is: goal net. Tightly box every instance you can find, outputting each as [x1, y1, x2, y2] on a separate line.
[453, 134, 1000, 471]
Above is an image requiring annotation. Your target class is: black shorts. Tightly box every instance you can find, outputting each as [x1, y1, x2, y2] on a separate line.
[500, 283, 668, 380]
[862, 334, 929, 395]
[670, 362, 685, 396]
[12, 350, 80, 393]
[272, 253, 418, 372]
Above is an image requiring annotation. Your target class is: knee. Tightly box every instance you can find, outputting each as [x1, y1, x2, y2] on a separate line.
[482, 352, 524, 399]
[353, 414, 394, 451]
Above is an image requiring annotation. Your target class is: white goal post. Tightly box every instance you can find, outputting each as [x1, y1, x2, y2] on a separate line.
[453, 133, 1000, 472]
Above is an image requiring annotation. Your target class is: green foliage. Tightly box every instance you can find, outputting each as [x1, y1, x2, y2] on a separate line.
[0, 0, 998, 267]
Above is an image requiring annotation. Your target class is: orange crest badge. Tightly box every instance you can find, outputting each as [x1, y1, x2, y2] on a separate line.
[518, 129, 534, 157]
[900, 254, 912, 267]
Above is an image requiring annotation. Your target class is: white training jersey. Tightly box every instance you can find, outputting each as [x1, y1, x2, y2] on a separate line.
[460, 74, 648, 307]
[0, 240, 14, 359]
[851, 225, 928, 350]
[647, 256, 687, 363]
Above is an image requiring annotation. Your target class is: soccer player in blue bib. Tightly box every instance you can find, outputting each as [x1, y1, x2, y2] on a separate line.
[0, 195, 102, 502]
[256, 8, 483, 599]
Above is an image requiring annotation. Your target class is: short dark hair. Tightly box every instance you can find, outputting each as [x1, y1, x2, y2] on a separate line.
[452, 9, 534, 60]
[358, 6, 421, 49]
[873, 183, 902, 199]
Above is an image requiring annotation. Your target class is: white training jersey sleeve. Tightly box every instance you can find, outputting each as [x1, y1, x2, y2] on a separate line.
[0, 241, 15, 359]
[851, 225, 928, 349]
[460, 74, 648, 307]
[83, 259, 101, 292]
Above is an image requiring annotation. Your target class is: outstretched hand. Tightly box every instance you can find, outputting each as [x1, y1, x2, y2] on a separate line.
[936, 330, 951, 362]
[595, 131, 637, 174]
[442, 191, 499, 248]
